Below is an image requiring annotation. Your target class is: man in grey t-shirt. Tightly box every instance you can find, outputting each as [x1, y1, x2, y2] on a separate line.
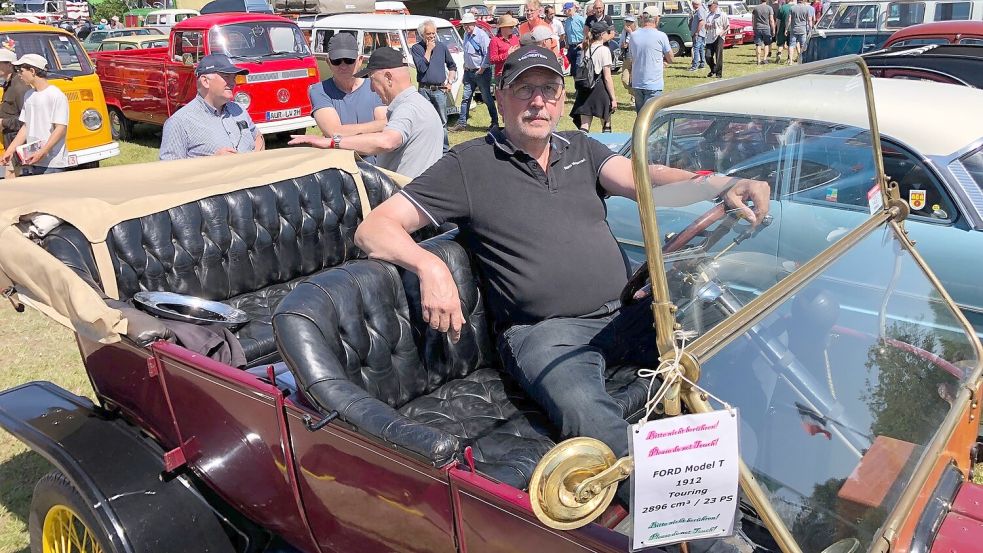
[290, 48, 443, 178]
[788, 0, 812, 63]
[751, 1, 776, 64]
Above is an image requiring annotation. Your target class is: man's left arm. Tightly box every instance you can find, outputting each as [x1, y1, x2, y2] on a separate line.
[662, 34, 675, 63]
[595, 146, 769, 224]
[411, 43, 430, 74]
[246, 117, 264, 151]
[289, 127, 403, 155]
[442, 43, 457, 84]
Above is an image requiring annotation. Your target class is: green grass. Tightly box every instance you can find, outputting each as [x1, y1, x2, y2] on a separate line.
[0, 44, 770, 553]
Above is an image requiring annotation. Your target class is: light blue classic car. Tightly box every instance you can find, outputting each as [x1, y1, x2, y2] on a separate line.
[600, 76, 983, 332]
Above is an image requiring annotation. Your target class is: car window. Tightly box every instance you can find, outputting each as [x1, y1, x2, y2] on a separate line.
[88, 31, 107, 43]
[891, 37, 948, 45]
[176, 13, 194, 22]
[146, 15, 158, 24]
[361, 31, 403, 57]
[173, 30, 204, 64]
[151, 39, 169, 48]
[435, 26, 463, 53]
[210, 22, 310, 59]
[0, 32, 92, 76]
[935, 1, 971, 20]
[956, 147, 983, 190]
[100, 42, 118, 51]
[959, 37, 983, 44]
[607, 3, 624, 16]
[858, 4, 879, 28]
[822, 4, 874, 29]
[886, 2, 925, 28]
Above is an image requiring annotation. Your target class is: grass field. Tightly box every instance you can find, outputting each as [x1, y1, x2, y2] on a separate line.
[0, 44, 781, 552]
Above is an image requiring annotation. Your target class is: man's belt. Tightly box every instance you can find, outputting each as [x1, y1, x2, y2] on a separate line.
[419, 83, 446, 90]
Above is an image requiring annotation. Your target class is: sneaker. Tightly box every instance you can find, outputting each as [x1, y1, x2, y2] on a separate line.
[450, 124, 468, 132]
[698, 64, 706, 68]
[707, 72, 715, 78]
[687, 66, 699, 71]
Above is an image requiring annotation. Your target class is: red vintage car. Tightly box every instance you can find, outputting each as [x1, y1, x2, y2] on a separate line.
[91, 13, 319, 141]
[1, 60, 982, 553]
[884, 20, 983, 47]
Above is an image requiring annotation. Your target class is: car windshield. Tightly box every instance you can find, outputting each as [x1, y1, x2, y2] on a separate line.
[624, 63, 979, 551]
[405, 25, 464, 53]
[86, 31, 108, 43]
[0, 32, 93, 77]
[721, 2, 748, 15]
[818, 3, 880, 29]
[209, 22, 310, 59]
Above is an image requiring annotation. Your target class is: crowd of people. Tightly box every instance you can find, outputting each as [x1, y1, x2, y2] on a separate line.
[56, 13, 127, 40]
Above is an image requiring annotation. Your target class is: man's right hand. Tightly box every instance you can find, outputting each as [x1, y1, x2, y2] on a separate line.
[420, 259, 464, 343]
[214, 147, 238, 155]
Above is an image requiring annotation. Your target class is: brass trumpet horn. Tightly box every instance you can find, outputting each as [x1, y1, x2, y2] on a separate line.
[528, 437, 634, 530]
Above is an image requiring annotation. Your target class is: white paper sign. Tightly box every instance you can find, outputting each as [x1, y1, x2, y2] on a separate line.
[630, 410, 740, 550]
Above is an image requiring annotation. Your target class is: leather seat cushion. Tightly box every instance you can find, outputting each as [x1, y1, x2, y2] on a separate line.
[226, 278, 307, 366]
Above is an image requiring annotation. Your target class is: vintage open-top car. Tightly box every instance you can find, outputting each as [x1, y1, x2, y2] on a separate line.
[0, 58, 981, 553]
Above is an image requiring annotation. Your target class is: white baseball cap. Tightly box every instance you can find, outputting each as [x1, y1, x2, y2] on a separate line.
[642, 5, 662, 16]
[460, 12, 477, 24]
[0, 49, 16, 64]
[13, 53, 47, 70]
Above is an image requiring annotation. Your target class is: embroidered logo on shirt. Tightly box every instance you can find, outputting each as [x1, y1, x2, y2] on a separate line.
[563, 158, 587, 170]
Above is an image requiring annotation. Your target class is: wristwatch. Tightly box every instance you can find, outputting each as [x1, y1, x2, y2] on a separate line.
[332, 134, 342, 149]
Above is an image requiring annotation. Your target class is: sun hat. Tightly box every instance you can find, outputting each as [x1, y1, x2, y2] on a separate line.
[13, 53, 47, 70]
[0, 49, 16, 64]
[497, 14, 519, 28]
[460, 12, 477, 24]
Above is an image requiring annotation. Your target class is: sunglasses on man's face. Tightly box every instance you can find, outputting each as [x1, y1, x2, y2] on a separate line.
[331, 58, 356, 66]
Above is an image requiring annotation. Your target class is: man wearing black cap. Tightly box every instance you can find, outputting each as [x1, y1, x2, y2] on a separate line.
[354, 46, 769, 511]
[159, 54, 265, 160]
[290, 47, 442, 178]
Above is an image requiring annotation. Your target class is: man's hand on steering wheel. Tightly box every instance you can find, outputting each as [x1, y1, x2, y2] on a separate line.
[419, 258, 465, 343]
[718, 176, 770, 226]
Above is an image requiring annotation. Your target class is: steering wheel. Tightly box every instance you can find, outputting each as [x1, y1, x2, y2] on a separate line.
[620, 203, 733, 306]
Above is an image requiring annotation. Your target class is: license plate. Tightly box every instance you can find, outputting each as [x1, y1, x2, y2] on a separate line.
[266, 108, 301, 121]
[67, 154, 77, 167]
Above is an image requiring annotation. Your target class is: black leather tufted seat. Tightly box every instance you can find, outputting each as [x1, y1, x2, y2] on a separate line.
[40, 162, 409, 366]
[273, 235, 652, 489]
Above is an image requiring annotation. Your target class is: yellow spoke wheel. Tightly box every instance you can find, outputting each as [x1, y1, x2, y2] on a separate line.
[41, 505, 105, 553]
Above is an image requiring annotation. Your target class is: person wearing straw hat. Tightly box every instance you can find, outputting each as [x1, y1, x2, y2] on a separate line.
[489, 14, 520, 79]
[452, 12, 498, 131]
[0, 54, 69, 176]
[0, 48, 28, 178]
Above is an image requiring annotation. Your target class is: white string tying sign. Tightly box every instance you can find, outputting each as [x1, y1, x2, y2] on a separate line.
[629, 330, 741, 551]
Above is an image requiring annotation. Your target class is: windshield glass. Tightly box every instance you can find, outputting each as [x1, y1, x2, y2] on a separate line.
[209, 22, 310, 59]
[697, 223, 976, 550]
[721, 2, 748, 15]
[818, 3, 880, 29]
[0, 32, 93, 77]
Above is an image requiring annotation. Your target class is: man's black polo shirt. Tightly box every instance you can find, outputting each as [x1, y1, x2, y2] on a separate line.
[401, 130, 631, 327]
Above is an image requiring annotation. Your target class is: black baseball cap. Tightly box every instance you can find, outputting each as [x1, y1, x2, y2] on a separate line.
[498, 45, 564, 89]
[354, 47, 405, 78]
[195, 54, 248, 77]
[328, 33, 358, 61]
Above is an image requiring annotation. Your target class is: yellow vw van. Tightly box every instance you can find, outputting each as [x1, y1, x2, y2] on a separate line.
[0, 23, 119, 168]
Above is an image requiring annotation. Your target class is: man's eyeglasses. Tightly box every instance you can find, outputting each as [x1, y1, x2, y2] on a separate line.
[509, 82, 563, 101]
[330, 58, 356, 66]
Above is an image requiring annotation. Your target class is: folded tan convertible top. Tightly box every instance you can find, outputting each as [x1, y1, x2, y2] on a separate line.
[0, 148, 406, 344]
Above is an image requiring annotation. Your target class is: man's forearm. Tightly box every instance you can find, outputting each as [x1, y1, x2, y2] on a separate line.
[355, 216, 441, 276]
[336, 119, 387, 136]
[340, 130, 400, 155]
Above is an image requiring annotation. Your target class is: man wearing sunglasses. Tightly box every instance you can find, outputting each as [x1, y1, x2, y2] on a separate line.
[308, 33, 387, 161]
[354, 46, 770, 513]
[159, 54, 265, 160]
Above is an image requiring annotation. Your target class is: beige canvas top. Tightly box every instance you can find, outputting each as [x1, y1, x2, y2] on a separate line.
[0, 148, 406, 344]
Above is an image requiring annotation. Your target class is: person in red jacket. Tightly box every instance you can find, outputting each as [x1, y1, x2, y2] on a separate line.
[489, 14, 520, 79]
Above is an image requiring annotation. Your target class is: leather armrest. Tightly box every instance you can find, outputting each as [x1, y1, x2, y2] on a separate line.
[105, 299, 175, 347]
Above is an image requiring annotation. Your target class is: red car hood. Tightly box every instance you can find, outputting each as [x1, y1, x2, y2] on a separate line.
[931, 481, 983, 552]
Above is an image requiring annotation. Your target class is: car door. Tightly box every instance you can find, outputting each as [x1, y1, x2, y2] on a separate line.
[777, 137, 979, 330]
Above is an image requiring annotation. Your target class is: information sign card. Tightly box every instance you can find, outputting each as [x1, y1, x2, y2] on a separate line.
[630, 410, 740, 551]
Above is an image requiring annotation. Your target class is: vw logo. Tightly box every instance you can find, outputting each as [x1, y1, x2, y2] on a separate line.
[277, 88, 290, 103]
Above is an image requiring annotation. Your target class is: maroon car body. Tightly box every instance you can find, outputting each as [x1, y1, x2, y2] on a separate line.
[884, 20, 983, 47]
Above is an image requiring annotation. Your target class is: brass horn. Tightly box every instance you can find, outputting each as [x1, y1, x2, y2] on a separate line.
[528, 437, 634, 530]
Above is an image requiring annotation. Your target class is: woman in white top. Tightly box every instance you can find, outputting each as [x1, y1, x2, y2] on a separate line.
[570, 20, 617, 133]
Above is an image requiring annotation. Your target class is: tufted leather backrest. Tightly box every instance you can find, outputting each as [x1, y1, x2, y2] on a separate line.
[272, 235, 495, 462]
[40, 162, 402, 302]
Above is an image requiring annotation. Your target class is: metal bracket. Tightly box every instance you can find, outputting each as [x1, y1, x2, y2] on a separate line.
[573, 456, 634, 504]
[147, 357, 160, 378]
[303, 411, 339, 432]
[163, 446, 187, 472]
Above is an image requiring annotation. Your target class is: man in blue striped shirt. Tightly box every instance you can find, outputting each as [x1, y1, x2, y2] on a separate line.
[562, 3, 586, 77]
[452, 13, 498, 131]
[159, 54, 265, 160]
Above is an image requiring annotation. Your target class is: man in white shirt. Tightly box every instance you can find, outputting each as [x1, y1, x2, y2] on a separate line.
[0, 54, 69, 175]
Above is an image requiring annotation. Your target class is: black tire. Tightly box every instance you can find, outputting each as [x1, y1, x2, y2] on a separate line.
[108, 107, 131, 141]
[28, 470, 117, 553]
[669, 35, 684, 57]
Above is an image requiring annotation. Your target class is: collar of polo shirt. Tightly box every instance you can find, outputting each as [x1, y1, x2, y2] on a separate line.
[489, 128, 571, 159]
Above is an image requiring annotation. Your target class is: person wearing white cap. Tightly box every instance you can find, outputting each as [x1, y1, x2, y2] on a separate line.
[0, 54, 69, 175]
[0, 48, 28, 178]
[452, 12, 498, 131]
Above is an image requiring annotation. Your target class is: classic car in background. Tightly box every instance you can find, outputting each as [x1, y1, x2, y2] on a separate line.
[804, 0, 983, 62]
[601, 76, 983, 334]
[883, 19, 983, 46]
[863, 43, 983, 87]
[80, 26, 165, 51]
[94, 34, 171, 51]
[0, 59, 982, 553]
[0, 22, 119, 168]
[91, 13, 318, 140]
[719, 0, 754, 44]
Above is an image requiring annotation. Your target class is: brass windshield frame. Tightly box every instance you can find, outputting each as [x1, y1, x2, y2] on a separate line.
[631, 56, 983, 553]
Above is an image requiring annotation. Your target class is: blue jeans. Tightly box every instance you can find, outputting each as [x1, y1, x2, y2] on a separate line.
[459, 68, 498, 128]
[633, 88, 662, 113]
[690, 35, 706, 69]
[418, 86, 449, 153]
[497, 299, 659, 507]
[24, 165, 66, 176]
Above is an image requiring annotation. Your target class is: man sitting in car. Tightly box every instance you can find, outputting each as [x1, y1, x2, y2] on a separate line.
[354, 46, 769, 510]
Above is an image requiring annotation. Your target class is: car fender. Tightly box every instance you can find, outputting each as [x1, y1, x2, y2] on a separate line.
[0, 381, 237, 553]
